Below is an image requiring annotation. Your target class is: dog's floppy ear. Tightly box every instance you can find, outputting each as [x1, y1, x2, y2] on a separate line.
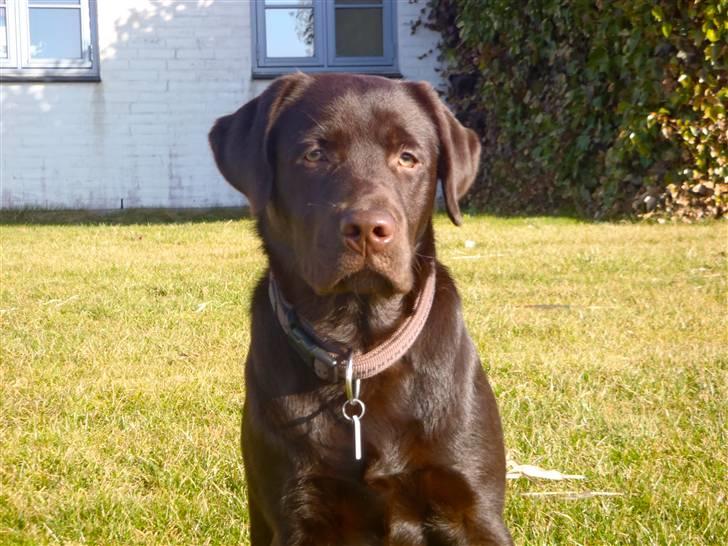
[209, 73, 311, 214]
[406, 82, 481, 225]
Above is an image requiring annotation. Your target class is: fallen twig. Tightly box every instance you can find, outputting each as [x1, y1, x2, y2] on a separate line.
[507, 463, 585, 481]
[40, 295, 79, 307]
[515, 304, 618, 310]
[520, 491, 623, 500]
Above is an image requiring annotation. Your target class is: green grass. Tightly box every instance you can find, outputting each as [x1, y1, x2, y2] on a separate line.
[1, 211, 726, 545]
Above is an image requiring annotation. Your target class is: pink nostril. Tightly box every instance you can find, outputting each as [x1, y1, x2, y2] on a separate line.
[372, 224, 391, 240]
[340, 210, 396, 255]
[342, 224, 361, 239]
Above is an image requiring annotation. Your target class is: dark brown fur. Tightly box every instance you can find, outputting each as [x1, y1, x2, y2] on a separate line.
[209, 73, 512, 545]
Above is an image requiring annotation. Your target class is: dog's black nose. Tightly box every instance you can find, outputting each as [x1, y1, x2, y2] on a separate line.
[340, 210, 395, 255]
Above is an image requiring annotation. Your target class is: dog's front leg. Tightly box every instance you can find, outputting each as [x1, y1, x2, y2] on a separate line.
[247, 497, 274, 546]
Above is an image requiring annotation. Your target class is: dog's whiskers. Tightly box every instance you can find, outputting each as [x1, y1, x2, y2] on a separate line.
[305, 112, 328, 135]
[305, 201, 338, 209]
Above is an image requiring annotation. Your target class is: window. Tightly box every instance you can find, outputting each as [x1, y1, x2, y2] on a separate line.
[253, 0, 398, 78]
[0, 0, 99, 81]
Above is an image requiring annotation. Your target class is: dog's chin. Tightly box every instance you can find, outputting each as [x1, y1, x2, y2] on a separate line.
[312, 267, 412, 297]
[338, 269, 397, 296]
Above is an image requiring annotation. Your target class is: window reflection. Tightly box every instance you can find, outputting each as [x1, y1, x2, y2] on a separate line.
[335, 7, 382, 57]
[265, 8, 314, 58]
[29, 8, 82, 59]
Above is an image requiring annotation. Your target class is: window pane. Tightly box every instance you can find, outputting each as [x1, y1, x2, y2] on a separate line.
[29, 1, 80, 4]
[29, 8, 82, 59]
[0, 8, 7, 58]
[335, 0, 381, 4]
[265, 8, 314, 58]
[265, 0, 312, 5]
[335, 8, 382, 57]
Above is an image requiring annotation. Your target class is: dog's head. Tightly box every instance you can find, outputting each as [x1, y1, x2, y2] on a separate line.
[209, 73, 480, 297]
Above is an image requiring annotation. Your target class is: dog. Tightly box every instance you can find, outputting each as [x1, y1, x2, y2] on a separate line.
[209, 73, 512, 546]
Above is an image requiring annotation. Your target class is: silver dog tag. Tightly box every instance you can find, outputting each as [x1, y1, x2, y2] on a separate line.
[343, 353, 366, 461]
[352, 414, 362, 461]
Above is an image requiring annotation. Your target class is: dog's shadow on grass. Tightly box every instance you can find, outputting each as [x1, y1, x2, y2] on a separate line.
[0, 207, 252, 226]
[0, 207, 600, 227]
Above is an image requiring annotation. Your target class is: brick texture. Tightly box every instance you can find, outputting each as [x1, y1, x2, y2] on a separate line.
[0, 0, 442, 209]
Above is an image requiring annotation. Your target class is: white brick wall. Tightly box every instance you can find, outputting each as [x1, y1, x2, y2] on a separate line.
[397, 0, 443, 89]
[0, 0, 442, 210]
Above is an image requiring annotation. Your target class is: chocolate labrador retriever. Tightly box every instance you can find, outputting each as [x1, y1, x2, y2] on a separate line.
[209, 73, 511, 545]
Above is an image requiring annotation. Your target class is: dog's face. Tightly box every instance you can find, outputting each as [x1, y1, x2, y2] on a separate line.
[209, 73, 480, 296]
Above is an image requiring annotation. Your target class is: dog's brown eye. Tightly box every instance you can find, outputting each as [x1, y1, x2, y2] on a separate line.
[398, 152, 417, 168]
[304, 149, 325, 163]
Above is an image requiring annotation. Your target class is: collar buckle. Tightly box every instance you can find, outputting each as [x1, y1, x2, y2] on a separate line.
[288, 325, 341, 382]
[267, 259, 436, 384]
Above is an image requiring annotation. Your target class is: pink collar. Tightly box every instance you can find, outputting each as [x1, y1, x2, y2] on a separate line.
[268, 262, 437, 382]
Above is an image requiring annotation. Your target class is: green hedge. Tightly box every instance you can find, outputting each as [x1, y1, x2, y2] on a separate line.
[425, 0, 727, 218]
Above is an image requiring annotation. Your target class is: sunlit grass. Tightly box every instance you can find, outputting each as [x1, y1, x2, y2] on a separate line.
[1, 211, 726, 544]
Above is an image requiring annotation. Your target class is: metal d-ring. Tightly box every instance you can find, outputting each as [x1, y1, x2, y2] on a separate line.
[342, 351, 365, 420]
[344, 351, 360, 402]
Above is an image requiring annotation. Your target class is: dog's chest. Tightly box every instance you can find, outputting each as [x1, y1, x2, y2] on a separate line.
[285, 457, 479, 545]
[279, 395, 479, 543]
[276, 373, 452, 465]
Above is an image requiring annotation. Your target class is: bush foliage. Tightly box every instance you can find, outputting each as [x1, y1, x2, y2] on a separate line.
[424, 0, 727, 218]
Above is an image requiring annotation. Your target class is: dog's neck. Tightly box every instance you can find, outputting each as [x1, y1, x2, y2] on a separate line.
[267, 265, 419, 353]
[265, 228, 435, 353]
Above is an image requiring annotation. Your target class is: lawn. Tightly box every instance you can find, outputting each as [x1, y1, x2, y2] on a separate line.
[1, 210, 726, 545]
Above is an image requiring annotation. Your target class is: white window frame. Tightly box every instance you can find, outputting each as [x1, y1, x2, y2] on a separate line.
[252, 0, 399, 79]
[0, 0, 100, 81]
[0, 0, 20, 68]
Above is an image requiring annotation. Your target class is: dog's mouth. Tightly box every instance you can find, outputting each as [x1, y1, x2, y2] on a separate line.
[312, 260, 412, 297]
[302, 229, 414, 296]
[335, 268, 397, 296]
